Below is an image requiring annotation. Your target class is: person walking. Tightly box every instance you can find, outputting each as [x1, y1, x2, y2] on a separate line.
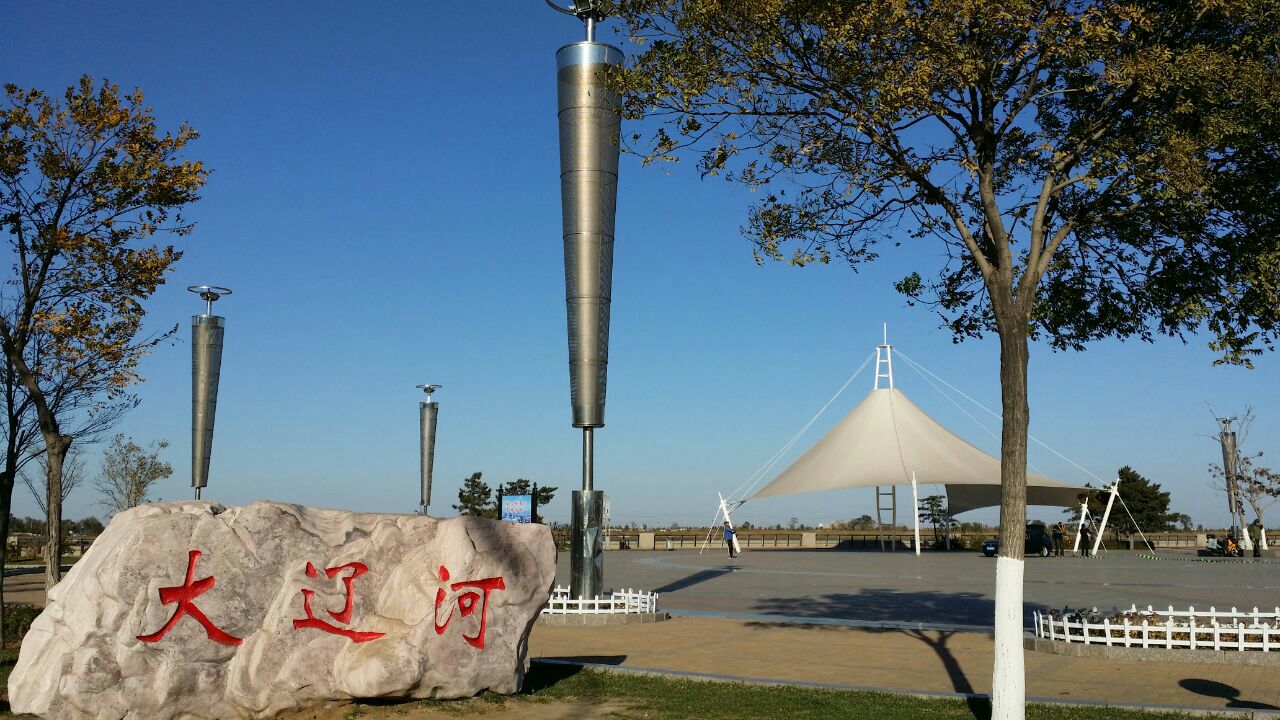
[1080, 522, 1094, 558]
[1052, 521, 1066, 557]
[1249, 519, 1263, 557]
[722, 521, 738, 559]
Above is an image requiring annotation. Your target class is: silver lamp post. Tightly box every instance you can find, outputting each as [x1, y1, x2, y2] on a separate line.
[417, 384, 442, 513]
[1218, 417, 1251, 548]
[189, 285, 231, 500]
[549, 0, 620, 600]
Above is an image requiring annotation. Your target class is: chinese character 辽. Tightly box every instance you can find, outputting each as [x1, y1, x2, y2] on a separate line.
[292, 561, 385, 643]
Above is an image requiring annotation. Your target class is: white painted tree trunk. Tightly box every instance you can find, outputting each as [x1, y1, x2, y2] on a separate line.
[992, 556, 1026, 719]
[1261, 526, 1269, 550]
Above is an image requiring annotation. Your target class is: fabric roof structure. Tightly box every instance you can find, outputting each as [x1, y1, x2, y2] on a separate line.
[749, 387, 1087, 513]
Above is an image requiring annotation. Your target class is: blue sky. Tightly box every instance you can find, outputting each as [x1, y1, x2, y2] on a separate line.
[3, 3, 1275, 529]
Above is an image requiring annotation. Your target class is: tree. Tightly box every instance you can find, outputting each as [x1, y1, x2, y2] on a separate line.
[94, 434, 173, 516]
[1210, 453, 1280, 543]
[850, 514, 876, 531]
[453, 472, 495, 518]
[612, 3, 1278, 715]
[20, 446, 86, 518]
[1, 328, 131, 643]
[918, 494, 952, 543]
[1073, 467, 1178, 539]
[1, 77, 206, 592]
[496, 478, 558, 524]
[74, 516, 104, 535]
[1208, 409, 1280, 547]
[1172, 513, 1194, 532]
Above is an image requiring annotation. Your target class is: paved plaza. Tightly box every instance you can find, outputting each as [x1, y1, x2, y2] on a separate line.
[558, 548, 1280, 627]
[531, 547, 1280, 714]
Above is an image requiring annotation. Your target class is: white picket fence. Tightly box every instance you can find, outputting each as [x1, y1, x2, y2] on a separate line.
[542, 586, 660, 615]
[1035, 605, 1280, 652]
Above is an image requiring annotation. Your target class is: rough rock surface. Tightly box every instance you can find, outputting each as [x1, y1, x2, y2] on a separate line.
[9, 501, 556, 719]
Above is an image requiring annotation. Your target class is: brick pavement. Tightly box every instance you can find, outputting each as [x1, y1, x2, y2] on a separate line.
[530, 615, 1280, 713]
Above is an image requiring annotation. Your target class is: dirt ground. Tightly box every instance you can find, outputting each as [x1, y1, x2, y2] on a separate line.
[272, 698, 630, 720]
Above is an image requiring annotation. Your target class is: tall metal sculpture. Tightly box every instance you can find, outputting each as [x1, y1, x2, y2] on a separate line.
[549, 0, 620, 599]
[418, 384, 442, 513]
[1218, 417, 1252, 549]
[189, 285, 231, 500]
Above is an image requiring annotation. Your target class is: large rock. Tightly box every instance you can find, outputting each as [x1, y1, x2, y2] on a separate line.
[10, 501, 556, 719]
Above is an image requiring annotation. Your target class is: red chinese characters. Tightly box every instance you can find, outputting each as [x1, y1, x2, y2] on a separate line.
[433, 565, 505, 649]
[292, 561, 385, 643]
[137, 549, 242, 647]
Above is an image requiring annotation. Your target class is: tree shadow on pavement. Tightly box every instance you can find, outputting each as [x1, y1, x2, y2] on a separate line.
[1178, 679, 1279, 710]
[652, 567, 739, 593]
[750, 587, 1047, 627]
[744, 588, 1053, 719]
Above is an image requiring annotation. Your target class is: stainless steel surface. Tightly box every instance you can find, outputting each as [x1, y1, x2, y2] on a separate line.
[192, 314, 225, 495]
[581, 427, 594, 492]
[419, 400, 439, 509]
[186, 285, 232, 316]
[558, 40, 622, 429]
[570, 489, 605, 599]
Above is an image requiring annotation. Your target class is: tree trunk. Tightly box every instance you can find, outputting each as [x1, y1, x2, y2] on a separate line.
[43, 434, 70, 592]
[992, 312, 1030, 720]
[0, 467, 12, 649]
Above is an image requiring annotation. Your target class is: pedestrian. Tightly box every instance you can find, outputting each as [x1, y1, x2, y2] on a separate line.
[1052, 521, 1066, 557]
[1248, 519, 1263, 557]
[1080, 522, 1094, 557]
[723, 521, 738, 559]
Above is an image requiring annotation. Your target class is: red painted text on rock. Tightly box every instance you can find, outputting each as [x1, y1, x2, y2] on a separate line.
[292, 561, 385, 643]
[137, 549, 242, 646]
[433, 565, 505, 649]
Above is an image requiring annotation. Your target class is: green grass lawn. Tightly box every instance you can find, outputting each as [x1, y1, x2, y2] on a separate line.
[399, 663, 1235, 720]
[0, 655, 1236, 719]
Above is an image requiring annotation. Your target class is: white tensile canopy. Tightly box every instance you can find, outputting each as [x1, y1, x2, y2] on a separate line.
[750, 387, 1087, 514]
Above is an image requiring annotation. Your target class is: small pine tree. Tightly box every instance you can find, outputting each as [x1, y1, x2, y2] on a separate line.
[453, 472, 495, 518]
[1067, 466, 1180, 536]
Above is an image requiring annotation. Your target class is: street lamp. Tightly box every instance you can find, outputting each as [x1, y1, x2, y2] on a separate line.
[549, 0, 620, 600]
[417, 384, 442, 513]
[188, 285, 231, 500]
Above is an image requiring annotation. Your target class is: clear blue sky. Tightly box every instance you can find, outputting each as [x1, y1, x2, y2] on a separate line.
[3, 3, 1275, 530]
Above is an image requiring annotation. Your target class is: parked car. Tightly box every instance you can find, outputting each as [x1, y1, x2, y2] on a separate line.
[981, 522, 1053, 557]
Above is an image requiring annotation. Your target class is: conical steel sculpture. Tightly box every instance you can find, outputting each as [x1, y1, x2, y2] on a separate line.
[189, 285, 231, 500]
[550, 0, 619, 600]
[418, 384, 442, 512]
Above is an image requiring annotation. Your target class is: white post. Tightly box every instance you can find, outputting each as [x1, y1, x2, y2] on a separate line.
[911, 472, 921, 556]
[1240, 519, 1255, 552]
[1092, 480, 1120, 557]
[1072, 500, 1088, 554]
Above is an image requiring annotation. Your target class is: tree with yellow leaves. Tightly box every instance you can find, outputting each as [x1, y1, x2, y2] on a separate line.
[0, 76, 208, 592]
[610, 1, 1279, 716]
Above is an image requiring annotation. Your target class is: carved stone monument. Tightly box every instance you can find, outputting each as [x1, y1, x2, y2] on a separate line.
[9, 501, 555, 719]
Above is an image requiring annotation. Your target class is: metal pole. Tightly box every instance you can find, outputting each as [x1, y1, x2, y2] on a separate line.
[911, 473, 921, 556]
[417, 385, 441, 513]
[1072, 500, 1087, 555]
[1219, 419, 1252, 548]
[1092, 480, 1119, 557]
[552, 0, 619, 600]
[582, 428, 594, 492]
[189, 285, 231, 500]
